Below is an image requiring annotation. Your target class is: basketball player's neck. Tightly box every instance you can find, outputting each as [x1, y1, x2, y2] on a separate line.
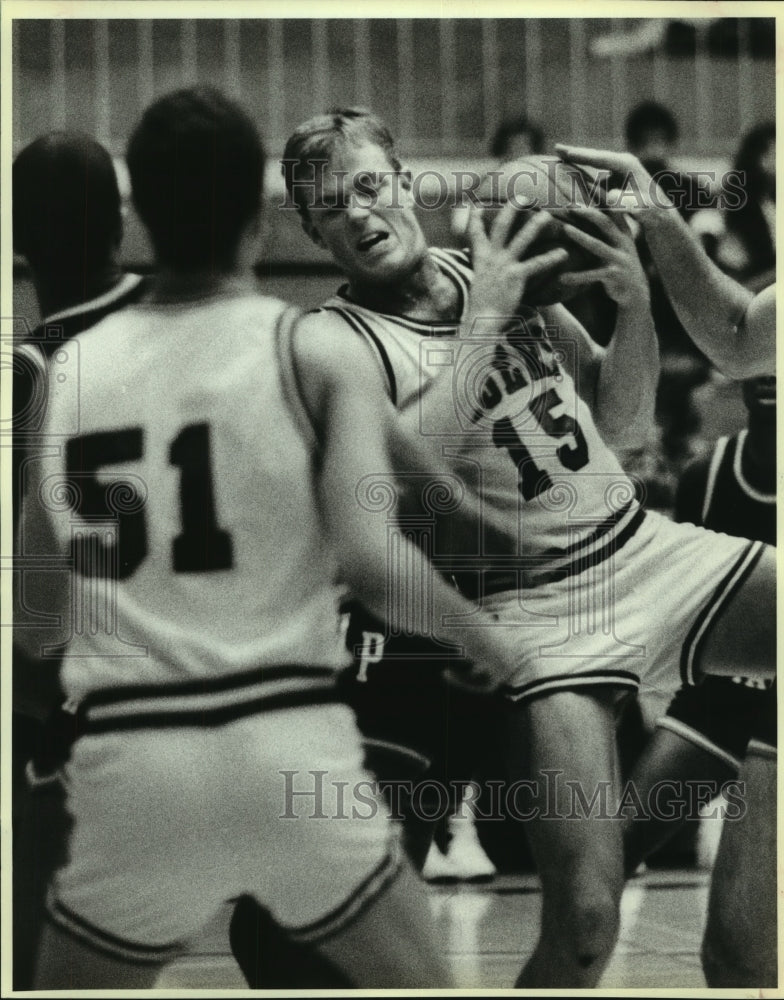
[36, 262, 125, 320]
[148, 265, 256, 304]
[347, 253, 460, 322]
[742, 415, 776, 493]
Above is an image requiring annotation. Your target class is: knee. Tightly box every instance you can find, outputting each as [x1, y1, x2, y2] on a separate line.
[564, 884, 622, 972]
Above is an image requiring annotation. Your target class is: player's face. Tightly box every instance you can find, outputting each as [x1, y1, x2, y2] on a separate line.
[304, 140, 428, 286]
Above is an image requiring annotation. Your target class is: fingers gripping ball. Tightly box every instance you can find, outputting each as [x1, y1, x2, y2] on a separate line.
[478, 155, 631, 305]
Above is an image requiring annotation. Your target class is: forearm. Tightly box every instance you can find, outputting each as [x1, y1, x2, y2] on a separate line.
[593, 290, 659, 447]
[340, 526, 504, 684]
[639, 207, 758, 377]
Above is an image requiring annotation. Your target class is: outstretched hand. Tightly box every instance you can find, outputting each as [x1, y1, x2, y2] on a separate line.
[554, 143, 674, 214]
[555, 206, 650, 308]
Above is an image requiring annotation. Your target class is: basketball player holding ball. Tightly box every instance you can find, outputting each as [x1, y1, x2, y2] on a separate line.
[278, 109, 776, 989]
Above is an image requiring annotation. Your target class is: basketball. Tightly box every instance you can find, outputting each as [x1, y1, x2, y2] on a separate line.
[478, 155, 631, 305]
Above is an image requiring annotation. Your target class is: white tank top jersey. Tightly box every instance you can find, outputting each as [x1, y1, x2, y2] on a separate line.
[317, 248, 644, 589]
[33, 291, 350, 706]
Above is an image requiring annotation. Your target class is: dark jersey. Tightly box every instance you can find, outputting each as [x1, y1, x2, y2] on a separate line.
[675, 431, 776, 547]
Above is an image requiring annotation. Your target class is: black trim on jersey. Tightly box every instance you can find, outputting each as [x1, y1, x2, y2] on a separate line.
[81, 687, 342, 735]
[30, 275, 148, 357]
[543, 498, 641, 562]
[47, 895, 185, 965]
[333, 248, 471, 334]
[321, 305, 398, 406]
[453, 505, 646, 598]
[680, 540, 766, 686]
[80, 663, 335, 709]
[503, 669, 640, 704]
[286, 840, 402, 945]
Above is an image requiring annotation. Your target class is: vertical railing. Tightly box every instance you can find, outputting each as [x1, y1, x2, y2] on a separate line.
[94, 20, 111, 147]
[266, 20, 284, 147]
[181, 20, 198, 85]
[396, 19, 415, 144]
[136, 20, 154, 113]
[12, 18, 776, 159]
[354, 20, 371, 107]
[439, 20, 457, 151]
[524, 19, 543, 121]
[224, 20, 241, 98]
[481, 19, 499, 149]
[609, 20, 626, 148]
[311, 20, 329, 104]
[569, 20, 587, 143]
[50, 20, 66, 129]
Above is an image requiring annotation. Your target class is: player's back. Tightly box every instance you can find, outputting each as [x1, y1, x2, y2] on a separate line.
[37, 289, 349, 702]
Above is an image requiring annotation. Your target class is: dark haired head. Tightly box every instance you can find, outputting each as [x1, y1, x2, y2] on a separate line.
[734, 121, 775, 200]
[625, 101, 679, 151]
[282, 107, 403, 220]
[724, 122, 776, 274]
[490, 117, 545, 161]
[127, 86, 264, 271]
[13, 132, 122, 278]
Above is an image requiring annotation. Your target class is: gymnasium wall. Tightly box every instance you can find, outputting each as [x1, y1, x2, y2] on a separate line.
[12, 18, 775, 159]
[11, 16, 776, 274]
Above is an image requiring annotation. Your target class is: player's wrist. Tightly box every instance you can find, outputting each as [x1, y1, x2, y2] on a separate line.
[613, 281, 651, 311]
[635, 193, 678, 230]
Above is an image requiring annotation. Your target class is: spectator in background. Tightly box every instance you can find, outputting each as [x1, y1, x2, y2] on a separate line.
[490, 116, 545, 163]
[625, 101, 712, 223]
[693, 122, 775, 293]
[452, 116, 546, 240]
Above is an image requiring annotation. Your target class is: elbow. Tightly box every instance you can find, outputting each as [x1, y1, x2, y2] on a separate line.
[332, 527, 391, 618]
[600, 417, 654, 452]
[713, 345, 771, 381]
[594, 395, 657, 452]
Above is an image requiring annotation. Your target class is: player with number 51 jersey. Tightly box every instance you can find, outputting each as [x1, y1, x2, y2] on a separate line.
[23, 292, 349, 707]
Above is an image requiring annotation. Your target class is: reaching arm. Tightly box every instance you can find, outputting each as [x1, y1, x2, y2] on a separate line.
[291, 312, 515, 692]
[555, 144, 775, 378]
[638, 207, 770, 377]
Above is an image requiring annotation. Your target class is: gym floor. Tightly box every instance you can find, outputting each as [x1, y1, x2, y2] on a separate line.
[155, 868, 711, 990]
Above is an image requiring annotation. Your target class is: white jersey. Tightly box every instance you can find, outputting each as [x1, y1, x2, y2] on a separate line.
[317, 248, 644, 592]
[26, 289, 349, 709]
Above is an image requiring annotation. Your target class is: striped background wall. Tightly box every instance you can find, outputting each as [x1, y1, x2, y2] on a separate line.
[13, 18, 775, 160]
[11, 17, 776, 271]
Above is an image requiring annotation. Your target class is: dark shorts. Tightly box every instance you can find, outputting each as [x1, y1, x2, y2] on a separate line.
[658, 675, 776, 768]
[339, 606, 498, 784]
